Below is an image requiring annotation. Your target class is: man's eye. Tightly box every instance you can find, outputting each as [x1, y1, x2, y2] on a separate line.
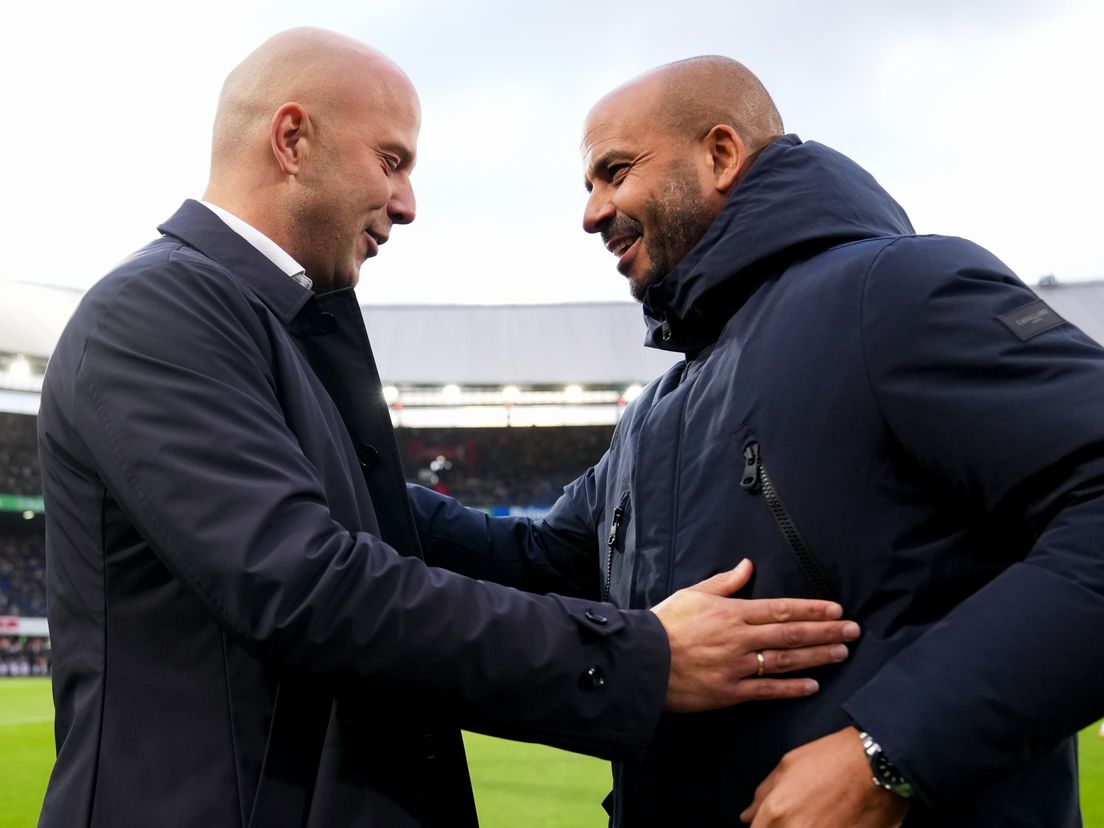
[608, 164, 629, 181]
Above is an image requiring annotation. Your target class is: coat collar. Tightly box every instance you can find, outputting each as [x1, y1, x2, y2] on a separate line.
[157, 200, 314, 325]
[639, 135, 915, 355]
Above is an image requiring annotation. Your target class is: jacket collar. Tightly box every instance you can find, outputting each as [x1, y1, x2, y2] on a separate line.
[158, 200, 314, 325]
[640, 135, 915, 354]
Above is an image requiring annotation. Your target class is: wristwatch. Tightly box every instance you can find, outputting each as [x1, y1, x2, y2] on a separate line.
[858, 731, 914, 799]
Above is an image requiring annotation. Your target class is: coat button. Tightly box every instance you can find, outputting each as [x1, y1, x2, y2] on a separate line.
[584, 609, 608, 625]
[580, 665, 606, 691]
[357, 444, 379, 469]
[422, 732, 439, 760]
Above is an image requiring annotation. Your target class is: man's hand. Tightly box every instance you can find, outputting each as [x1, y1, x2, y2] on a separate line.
[739, 727, 909, 827]
[650, 559, 859, 712]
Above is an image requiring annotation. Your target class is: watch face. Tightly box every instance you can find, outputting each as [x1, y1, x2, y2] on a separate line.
[873, 753, 907, 786]
[872, 754, 913, 797]
[859, 733, 912, 798]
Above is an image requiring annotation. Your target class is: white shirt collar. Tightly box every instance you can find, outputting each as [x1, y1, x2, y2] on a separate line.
[200, 201, 313, 291]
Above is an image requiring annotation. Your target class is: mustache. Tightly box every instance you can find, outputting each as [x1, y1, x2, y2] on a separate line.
[601, 216, 644, 248]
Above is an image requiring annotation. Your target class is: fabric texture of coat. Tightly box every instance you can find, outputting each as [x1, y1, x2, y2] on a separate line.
[36, 200, 670, 827]
[410, 135, 1104, 827]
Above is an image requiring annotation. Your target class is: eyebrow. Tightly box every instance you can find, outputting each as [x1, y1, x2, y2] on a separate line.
[583, 149, 634, 192]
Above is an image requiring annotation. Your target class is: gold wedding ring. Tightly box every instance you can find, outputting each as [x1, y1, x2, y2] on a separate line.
[756, 650, 766, 677]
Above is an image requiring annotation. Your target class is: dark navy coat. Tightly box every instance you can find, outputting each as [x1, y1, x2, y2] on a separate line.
[411, 136, 1104, 826]
[36, 201, 669, 827]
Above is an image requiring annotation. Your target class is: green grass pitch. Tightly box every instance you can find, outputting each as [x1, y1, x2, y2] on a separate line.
[2, 677, 1101, 827]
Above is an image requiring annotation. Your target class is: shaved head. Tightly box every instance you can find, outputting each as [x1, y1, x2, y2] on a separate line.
[655, 56, 783, 150]
[210, 27, 412, 175]
[202, 27, 420, 293]
[592, 56, 784, 153]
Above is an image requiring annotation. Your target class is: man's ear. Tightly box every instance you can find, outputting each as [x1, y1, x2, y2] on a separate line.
[705, 124, 747, 194]
[270, 102, 311, 175]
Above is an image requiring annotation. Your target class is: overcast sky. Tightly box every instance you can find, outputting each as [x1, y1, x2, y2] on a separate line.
[3, 0, 1101, 306]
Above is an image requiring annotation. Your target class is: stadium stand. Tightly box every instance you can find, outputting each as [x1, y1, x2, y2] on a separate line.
[0, 412, 40, 495]
[0, 515, 46, 618]
[397, 425, 613, 507]
[0, 632, 50, 676]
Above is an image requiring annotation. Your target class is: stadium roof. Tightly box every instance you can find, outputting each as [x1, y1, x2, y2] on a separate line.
[363, 302, 678, 385]
[1036, 279, 1104, 343]
[0, 282, 83, 359]
[0, 281, 679, 386]
[2, 278, 1103, 388]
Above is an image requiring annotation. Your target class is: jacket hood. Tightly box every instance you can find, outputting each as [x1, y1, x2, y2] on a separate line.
[642, 135, 915, 353]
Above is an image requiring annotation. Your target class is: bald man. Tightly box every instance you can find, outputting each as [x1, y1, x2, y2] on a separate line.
[36, 33, 860, 828]
[407, 57, 1104, 826]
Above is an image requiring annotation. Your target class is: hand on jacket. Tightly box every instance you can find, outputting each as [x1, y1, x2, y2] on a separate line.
[739, 726, 909, 827]
[650, 560, 859, 712]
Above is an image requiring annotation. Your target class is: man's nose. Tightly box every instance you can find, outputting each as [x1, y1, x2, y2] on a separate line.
[389, 179, 416, 225]
[582, 189, 614, 235]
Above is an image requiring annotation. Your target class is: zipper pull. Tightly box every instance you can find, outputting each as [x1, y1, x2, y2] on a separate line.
[603, 503, 627, 602]
[740, 442, 762, 493]
[607, 506, 625, 547]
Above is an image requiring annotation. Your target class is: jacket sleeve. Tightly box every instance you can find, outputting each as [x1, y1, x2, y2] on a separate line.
[842, 235, 1104, 802]
[406, 458, 608, 599]
[54, 251, 668, 760]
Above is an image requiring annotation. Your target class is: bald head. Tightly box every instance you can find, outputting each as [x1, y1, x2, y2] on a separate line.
[209, 27, 412, 176]
[591, 56, 784, 155]
[203, 28, 420, 293]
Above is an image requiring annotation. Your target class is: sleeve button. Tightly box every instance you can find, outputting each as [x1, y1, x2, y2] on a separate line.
[580, 665, 607, 691]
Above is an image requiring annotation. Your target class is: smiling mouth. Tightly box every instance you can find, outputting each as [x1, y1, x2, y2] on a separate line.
[607, 235, 640, 257]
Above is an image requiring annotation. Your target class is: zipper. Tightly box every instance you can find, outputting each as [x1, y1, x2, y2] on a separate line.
[602, 494, 629, 602]
[740, 441, 835, 601]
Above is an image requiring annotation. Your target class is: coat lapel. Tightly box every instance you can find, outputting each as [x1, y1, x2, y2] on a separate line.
[294, 288, 424, 560]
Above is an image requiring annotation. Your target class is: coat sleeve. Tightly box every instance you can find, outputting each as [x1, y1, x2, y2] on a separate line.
[56, 250, 668, 759]
[406, 457, 608, 599]
[841, 235, 1104, 802]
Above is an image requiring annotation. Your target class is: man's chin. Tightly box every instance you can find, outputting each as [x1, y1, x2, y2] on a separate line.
[628, 268, 662, 302]
[338, 262, 364, 289]
[629, 279, 648, 302]
[620, 262, 649, 302]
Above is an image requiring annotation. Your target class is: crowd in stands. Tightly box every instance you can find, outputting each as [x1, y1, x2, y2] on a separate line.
[0, 530, 47, 617]
[397, 425, 615, 507]
[0, 412, 39, 495]
[0, 634, 50, 677]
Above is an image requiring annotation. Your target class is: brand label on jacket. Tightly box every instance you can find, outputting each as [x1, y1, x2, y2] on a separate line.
[998, 300, 1066, 341]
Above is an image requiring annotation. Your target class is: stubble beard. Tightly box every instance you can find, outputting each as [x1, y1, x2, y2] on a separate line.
[631, 164, 717, 302]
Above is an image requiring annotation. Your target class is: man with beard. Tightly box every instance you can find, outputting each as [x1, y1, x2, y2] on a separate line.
[409, 57, 1104, 826]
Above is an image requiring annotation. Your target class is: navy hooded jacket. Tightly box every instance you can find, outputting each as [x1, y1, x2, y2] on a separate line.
[411, 135, 1104, 826]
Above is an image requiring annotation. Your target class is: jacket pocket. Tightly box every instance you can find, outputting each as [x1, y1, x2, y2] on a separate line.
[601, 491, 632, 602]
[740, 439, 837, 601]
